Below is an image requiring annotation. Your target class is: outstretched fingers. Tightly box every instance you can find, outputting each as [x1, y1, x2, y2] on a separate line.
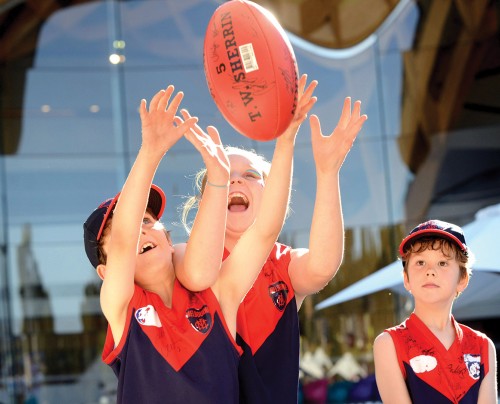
[174, 108, 199, 139]
[146, 89, 162, 112]
[165, 90, 185, 120]
[345, 101, 367, 139]
[178, 110, 211, 151]
[309, 114, 322, 139]
[206, 126, 230, 167]
[302, 79, 318, 105]
[177, 115, 199, 135]
[296, 75, 318, 116]
[139, 98, 148, 121]
[206, 125, 222, 147]
[281, 74, 318, 141]
[297, 74, 307, 99]
[336, 97, 352, 130]
[309, 97, 368, 172]
[147, 86, 172, 112]
[351, 99, 362, 119]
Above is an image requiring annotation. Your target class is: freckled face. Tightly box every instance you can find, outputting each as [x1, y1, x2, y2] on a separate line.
[226, 154, 265, 235]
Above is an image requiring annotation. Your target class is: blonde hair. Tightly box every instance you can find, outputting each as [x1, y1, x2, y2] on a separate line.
[181, 146, 272, 234]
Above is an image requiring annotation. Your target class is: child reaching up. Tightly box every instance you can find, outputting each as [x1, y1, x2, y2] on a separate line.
[82, 79, 316, 403]
[181, 75, 368, 403]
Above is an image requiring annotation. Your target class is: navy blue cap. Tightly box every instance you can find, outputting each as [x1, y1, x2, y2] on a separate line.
[83, 184, 166, 268]
[399, 219, 468, 257]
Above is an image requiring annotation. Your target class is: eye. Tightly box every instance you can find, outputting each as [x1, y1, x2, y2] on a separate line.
[244, 169, 262, 179]
[142, 217, 152, 225]
[415, 260, 425, 266]
[438, 261, 448, 267]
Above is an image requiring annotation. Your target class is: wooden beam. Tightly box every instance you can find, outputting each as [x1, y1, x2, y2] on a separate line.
[455, 0, 489, 33]
[438, 0, 490, 131]
[400, 0, 453, 168]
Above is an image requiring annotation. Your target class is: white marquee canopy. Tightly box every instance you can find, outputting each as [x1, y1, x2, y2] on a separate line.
[315, 204, 500, 320]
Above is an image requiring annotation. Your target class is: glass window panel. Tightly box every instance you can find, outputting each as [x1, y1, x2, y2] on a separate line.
[35, 2, 110, 68]
[244, 138, 392, 255]
[377, 51, 406, 138]
[4, 155, 124, 339]
[1, 0, 499, 401]
[293, 41, 382, 143]
[377, 0, 419, 54]
[20, 71, 115, 156]
[5, 156, 126, 226]
[120, 0, 218, 67]
[123, 69, 259, 155]
[385, 137, 415, 224]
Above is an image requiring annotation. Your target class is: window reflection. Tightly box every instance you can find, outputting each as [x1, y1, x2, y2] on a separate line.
[0, 0, 499, 401]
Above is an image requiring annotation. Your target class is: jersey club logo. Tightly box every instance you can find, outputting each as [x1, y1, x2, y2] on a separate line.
[135, 305, 162, 327]
[268, 281, 288, 311]
[186, 305, 212, 334]
[463, 354, 481, 380]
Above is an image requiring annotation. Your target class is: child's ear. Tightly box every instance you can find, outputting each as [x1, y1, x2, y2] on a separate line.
[96, 264, 106, 281]
[403, 270, 410, 291]
[457, 272, 469, 294]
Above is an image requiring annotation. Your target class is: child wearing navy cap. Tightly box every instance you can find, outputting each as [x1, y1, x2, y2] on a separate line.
[83, 80, 317, 403]
[373, 220, 498, 403]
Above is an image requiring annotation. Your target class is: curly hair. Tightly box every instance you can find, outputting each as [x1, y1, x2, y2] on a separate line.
[401, 237, 475, 297]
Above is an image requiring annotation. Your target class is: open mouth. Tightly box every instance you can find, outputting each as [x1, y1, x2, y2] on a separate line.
[228, 192, 249, 212]
[140, 242, 156, 254]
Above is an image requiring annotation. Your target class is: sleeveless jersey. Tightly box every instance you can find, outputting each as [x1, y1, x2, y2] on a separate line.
[102, 280, 241, 404]
[225, 243, 299, 404]
[386, 313, 490, 403]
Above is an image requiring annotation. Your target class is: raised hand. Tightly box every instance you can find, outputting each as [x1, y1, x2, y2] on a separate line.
[310, 97, 367, 173]
[139, 85, 198, 155]
[280, 74, 318, 142]
[176, 110, 230, 187]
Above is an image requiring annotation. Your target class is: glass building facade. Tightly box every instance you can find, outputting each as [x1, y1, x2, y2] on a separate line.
[0, 0, 499, 402]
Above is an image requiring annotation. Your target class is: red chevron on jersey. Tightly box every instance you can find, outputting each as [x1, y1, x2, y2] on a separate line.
[226, 243, 294, 355]
[233, 242, 300, 403]
[386, 313, 489, 403]
[103, 280, 240, 372]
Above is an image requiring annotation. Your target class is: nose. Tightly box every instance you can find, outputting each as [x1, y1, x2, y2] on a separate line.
[230, 175, 243, 185]
[426, 266, 436, 276]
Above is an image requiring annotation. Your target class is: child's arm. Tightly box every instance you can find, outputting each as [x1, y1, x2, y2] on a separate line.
[99, 86, 197, 343]
[373, 332, 412, 404]
[288, 97, 367, 308]
[174, 118, 230, 291]
[214, 74, 317, 336]
[478, 337, 498, 403]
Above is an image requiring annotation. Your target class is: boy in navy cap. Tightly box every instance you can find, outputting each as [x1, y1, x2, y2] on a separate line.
[83, 81, 316, 403]
[374, 220, 498, 403]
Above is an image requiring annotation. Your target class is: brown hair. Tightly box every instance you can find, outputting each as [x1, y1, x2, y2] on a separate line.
[401, 237, 474, 297]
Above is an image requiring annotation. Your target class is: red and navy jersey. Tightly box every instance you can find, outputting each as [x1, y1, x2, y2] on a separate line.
[102, 280, 242, 404]
[225, 243, 300, 404]
[386, 313, 490, 403]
